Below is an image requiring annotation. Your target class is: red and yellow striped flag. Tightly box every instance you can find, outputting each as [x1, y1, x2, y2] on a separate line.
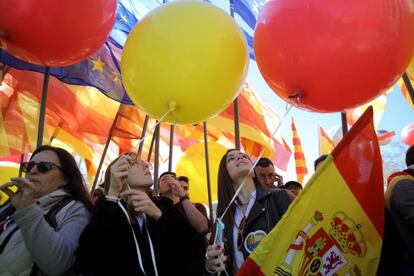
[397, 75, 414, 110]
[318, 126, 335, 155]
[238, 106, 384, 276]
[291, 117, 307, 183]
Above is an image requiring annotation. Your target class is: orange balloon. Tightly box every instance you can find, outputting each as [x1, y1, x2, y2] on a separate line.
[255, 0, 414, 112]
[0, 0, 117, 66]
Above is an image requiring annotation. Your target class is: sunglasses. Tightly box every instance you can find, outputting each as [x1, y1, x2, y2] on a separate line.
[22, 161, 63, 174]
[181, 186, 189, 191]
[237, 216, 247, 251]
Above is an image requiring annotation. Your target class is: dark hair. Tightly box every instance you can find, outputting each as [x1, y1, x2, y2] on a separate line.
[256, 157, 274, 168]
[31, 145, 93, 211]
[216, 149, 261, 246]
[314, 154, 328, 170]
[406, 145, 414, 167]
[178, 176, 189, 184]
[159, 171, 176, 182]
[284, 181, 303, 190]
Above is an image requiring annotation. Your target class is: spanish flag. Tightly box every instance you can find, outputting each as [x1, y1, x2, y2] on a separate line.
[238, 106, 384, 276]
[291, 117, 308, 183]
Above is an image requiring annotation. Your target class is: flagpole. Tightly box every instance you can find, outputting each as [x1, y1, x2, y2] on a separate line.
[203, 122, 214, 225]
[36, 66, 50, 148]
[18, 140, 25, 177]
[90, 108, 121, 195]
[49, 121, 64, 144]
[341, 112, 348, 136]
[138, 115, 149, 157]
[317, 125, 321, 157]
[147, 127, 156, 162]
[402, 72, 414, 104]
[153, 122, 160, 193]
[168, 124, 174, 171]
[228, 0, 241, 150]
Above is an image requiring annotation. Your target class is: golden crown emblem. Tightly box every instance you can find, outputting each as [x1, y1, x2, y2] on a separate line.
[328, 212, 366, 257]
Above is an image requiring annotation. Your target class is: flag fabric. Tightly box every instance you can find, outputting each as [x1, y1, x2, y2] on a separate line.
[376, 130, 395, 146]
[318, 126, 335, 155]
[291, 117, 308, 183]
[0, 0, 261, 106]
[399, 75, 414, 110]
[209, 83, 291, 170]
[0, 0, 143, 104]
[238, 106, 384, 276]
[346, 94, 387, 129]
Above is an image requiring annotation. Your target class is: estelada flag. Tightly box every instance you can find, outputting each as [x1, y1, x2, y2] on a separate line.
[238, 106, 384, 276]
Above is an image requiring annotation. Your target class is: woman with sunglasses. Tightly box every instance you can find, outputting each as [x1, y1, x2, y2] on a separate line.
[0, 145, 93, 275]
[77, 152, 202, 275]
[205, 149, 294, 274]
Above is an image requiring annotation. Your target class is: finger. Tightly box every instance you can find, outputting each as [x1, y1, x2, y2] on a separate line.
[206, 248, 224, 259]
[215, 260, 226, 272]
[9, 178, 35, 191]
[112, 172, 129, 179]
[120, 190, 146, 198]
[115, 157, 131, 169]
[0, 183, 18, 198]
[10, 177, 26, 182]
[131, 199, 150, 207]
[134, 206, 147, 213]
[209, 255, 227, 266]
[114, 164, 129, 172]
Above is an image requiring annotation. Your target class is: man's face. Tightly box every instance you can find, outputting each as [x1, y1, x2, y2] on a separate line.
[159, 174, 176, 195]
[288, 187, 302, 197]
[179, 180, 189, 196]
[255, 165, 278, 188]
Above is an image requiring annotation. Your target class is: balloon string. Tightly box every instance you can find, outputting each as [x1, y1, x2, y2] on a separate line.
[133, 109, 171, 150]
[219, 104, 293, 220]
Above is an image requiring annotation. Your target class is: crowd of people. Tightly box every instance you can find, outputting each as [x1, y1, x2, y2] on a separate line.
[0, 144, 412, 275]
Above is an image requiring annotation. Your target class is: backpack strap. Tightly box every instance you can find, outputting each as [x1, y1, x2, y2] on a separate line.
[44, 197, 74, 229]
[31, 196, 74, 276]
[0, 226, 18, 255]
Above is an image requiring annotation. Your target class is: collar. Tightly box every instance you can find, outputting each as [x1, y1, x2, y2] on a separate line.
[255, 183, 274, 201]
[236, 190, 256, 207]
[36, 188, 71, 208]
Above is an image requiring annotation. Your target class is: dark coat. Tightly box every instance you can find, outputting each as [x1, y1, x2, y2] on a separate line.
[77, 196, 202, 276]
[224, 184, 294, 274]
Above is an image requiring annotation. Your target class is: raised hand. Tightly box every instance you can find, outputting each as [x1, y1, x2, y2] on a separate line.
[205, 243, 227, 273]
[120, 190, 162, 220]
[163, 175, 185, 198]
[1, 177, 37, 209]
[107, 155, 132, 198]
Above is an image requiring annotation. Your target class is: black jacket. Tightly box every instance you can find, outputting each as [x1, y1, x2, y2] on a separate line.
[224, 184, 294, 274]
[77, 196, 202, 276]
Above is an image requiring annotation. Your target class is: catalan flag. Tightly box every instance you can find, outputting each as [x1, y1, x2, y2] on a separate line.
[318, 126, 335, 155]
[400, 75, 414, 110]
[238, 106, 384, 276]
[291, 117, 307, 183]
[346, 94, 387, 129]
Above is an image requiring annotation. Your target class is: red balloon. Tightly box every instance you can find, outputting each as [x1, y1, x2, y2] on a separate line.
[401, 123, 414, 146]
[0, 0, 117, 67]
[254, 0, 414, 112]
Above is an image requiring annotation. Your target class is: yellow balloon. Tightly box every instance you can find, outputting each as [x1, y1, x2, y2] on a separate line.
[0, 162, 19, 205]
[176, 142, 227, 204]
[121, 1, 249, 124]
